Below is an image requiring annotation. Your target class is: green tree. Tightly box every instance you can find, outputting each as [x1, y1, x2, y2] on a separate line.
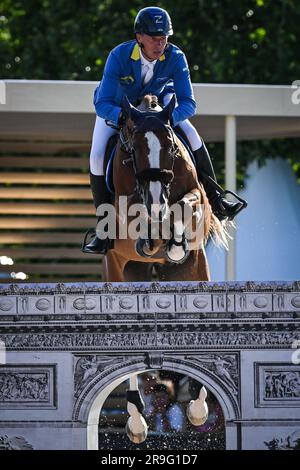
[1, 0, 300, 185]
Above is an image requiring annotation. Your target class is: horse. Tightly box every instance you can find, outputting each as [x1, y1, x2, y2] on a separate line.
[99, 96, 225, 444]
[101, 94, 228, 282]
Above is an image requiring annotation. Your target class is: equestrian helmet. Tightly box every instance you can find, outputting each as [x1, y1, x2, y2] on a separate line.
[134, 7, 173, 36]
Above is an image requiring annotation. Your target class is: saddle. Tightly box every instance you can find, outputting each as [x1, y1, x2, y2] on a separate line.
[104, 134, 119, 194]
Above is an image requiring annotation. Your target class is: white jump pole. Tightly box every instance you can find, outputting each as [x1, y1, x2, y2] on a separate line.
[225, 115, 237, 281]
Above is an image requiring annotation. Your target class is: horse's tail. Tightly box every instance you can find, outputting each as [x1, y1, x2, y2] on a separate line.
[201, 188, 233, 250]
[209, 214, 234, 251]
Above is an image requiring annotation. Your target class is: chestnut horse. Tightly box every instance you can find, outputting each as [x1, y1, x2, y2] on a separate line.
[103, 95, 228, 282]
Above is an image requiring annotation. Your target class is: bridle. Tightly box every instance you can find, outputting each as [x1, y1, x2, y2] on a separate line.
[119, 114, 180, 200]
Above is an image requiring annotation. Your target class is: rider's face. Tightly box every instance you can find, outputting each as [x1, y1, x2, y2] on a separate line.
[136, 33, 168, 61]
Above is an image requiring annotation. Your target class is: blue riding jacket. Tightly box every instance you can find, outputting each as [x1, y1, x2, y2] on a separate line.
[93, 40, 196, 127]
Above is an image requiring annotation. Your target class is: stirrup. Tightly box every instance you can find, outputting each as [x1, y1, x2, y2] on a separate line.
[81, 228, 112, 254]
[81, 228, 96, 253]
[202, 174, 248, 220]
[220, 190, 248, 220]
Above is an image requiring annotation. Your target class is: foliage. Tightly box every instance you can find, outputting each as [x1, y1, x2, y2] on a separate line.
[1, 0, 299, 184]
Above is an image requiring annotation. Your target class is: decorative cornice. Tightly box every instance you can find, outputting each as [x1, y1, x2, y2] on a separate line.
[0, 331, 299, 351]
[0, 282, 300, 320]
[0, 280, 299, 296]
[0, 282, 299, 351]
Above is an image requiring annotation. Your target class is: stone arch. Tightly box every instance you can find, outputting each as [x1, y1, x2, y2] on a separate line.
[73, 356, 239, 450]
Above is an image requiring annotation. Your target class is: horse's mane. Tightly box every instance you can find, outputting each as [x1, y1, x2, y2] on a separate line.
[137, 95, 162, 112]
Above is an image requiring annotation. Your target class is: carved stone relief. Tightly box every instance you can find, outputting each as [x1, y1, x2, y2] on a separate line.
[255, 363, 300, 407]
[0, 366, 55, 408]
[0, 435, 33, 450]
[186, 353, 239, 395]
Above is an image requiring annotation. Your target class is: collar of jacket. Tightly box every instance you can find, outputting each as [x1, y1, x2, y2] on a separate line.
[130, 42, 165, 62]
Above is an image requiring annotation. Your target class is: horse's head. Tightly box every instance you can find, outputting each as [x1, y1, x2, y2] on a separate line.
[122, 94, 178, 222]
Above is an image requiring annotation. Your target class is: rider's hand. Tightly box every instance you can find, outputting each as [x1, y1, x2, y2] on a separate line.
[118, 111, 127, 126]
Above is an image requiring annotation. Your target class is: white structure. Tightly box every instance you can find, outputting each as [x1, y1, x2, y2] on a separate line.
[0, 281, 299, 450]
[207, 157, 300, 280]
[1, 81, 300, 280]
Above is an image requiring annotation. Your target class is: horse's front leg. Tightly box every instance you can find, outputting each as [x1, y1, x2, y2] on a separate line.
[128, 205, 163, 259]
[165, 189, 202, 264]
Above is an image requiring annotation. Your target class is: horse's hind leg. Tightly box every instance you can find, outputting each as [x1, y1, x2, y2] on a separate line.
[156, 249, 210, 281]
[123, 261, 153, 282]
[103, 251, 128, 282]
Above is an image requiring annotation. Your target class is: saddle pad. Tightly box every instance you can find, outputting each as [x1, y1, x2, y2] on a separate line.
[105, 144, 117, 194]
[173, 130, 196, 167]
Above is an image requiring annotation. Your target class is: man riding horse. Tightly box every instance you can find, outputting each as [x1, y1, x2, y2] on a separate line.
[84, 6, 246, 255]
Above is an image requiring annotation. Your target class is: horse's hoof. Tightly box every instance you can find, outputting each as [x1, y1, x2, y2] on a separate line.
[165, 238, 190, 264]
[186, 386, 208, 426]
[186, 400, 208, 426]
[126, 419, 148, 444]
[135, 238, 153, 258]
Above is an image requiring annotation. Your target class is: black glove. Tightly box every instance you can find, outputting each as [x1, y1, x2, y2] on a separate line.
[118, 111, 127, 126]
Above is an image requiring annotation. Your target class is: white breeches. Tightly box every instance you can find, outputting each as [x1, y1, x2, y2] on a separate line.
[90, 96, 202, 176]
[89, 116, 118, 176]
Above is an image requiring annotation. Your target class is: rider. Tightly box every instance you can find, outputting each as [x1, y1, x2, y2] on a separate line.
[83, 6, 245, 254]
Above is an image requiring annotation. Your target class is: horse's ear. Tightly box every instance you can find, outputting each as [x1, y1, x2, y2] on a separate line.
[160, 94, 176, 123]
[122, 96, 132, 118]
[122, 96, 141, 123]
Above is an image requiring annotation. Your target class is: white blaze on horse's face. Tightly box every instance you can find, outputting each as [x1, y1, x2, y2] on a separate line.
[145, 131, 161, 168]
[145, 131, 169, 221]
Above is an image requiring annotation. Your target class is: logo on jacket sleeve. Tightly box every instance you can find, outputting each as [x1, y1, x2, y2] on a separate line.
[120, 75, 135, 85]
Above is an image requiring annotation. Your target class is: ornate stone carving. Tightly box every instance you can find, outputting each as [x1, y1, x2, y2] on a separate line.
[35, 298, 51, 311]
[255, 364, 300, 407]
[141, 295, 150, 310]
[19, 296, 29, 313]
[193, 296, 208, 309]
[74, 355, 123, 395]
[186, 353, 239, 395]
[245, 281, 257, 291]
[73, 297, 97, 311]
[293, 281, 300, 291]
[146, 352, 164, 369]
[0, 435, 33, 450]
[1, 331, 300, 351]
[0, 298, 14, 311]
[264, 371, 300, 399]
[119, 297, 135, 310]
[0, 281, 299, 318]
[0, 280, 295, 297]
[291, 295, 300, 308]
[265, 429, 300, 450]
[0, 281, 299, 450]
[156, 296, 172, 309]
[253, 296, 268, 308]
[58, 296, 66, 312]
[0, 366, 55, 408]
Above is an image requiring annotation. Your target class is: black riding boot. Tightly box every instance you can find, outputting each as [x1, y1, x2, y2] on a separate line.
[193, 142, 246, 221]
[81, 174, 112, 254]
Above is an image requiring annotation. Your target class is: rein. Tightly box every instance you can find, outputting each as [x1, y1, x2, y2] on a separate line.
[119, 115, 180, 199]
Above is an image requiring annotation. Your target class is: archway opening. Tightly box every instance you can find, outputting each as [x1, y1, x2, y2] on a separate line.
[98, 370, 225, 450]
